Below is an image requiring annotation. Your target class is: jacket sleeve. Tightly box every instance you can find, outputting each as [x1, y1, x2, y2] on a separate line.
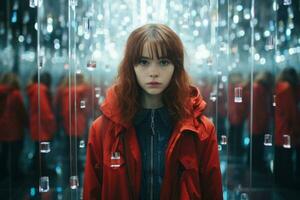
[83, 119, 103, 200]
[199, 123, 223, 200]
[277, 86, 298, 136]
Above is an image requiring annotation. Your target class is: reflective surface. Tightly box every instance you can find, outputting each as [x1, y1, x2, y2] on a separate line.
[0, 0, 300, 199]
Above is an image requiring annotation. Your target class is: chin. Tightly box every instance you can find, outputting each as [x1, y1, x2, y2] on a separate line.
[145, 89, 163, 96]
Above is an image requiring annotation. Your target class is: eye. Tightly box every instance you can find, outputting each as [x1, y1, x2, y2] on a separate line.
[159, 59, 170, 66]
[138, 59, 149, 66]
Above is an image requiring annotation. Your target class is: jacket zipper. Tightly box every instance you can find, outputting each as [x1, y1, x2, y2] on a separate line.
[150, 109, 155, 200]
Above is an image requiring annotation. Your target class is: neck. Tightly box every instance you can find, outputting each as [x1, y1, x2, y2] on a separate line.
[141, 92, 163, 109]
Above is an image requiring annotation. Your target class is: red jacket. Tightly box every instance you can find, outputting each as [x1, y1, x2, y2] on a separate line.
[246, 82, 272, 135]
[0, 85, 28, 141]
[27, 83, 56, 141]
[59, 84, 93, 137]
[275, 81, 298, 147]
[83, 86, 223, 200]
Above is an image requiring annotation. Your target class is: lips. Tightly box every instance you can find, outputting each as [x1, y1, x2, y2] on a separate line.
[147, 82, 161, 85]
[146, 82, 162, 87]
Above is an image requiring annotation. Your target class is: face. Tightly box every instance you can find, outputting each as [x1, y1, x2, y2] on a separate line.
[134, 43, 175, 97]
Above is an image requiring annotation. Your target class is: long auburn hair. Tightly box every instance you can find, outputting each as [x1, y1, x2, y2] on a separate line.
[115, 23, 192, 124]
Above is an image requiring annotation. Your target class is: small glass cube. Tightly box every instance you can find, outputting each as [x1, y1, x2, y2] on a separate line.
[95, 87, 101, 98]
[210, 92, 217, 102]
[39, 176, 49, 193]
[70, 0, 78, 7]
[38, 55, 45, 69]
[70, 176, 79, 189]
[40, 142, 51, 153]
[80, 100, 86, 109]
[273, 95, 276, 107]
[83, 17, 90, 33]
[240, 193, 249, 200]
[264, 134, 272, 146]
[110, 152, 121, 168]
[283, 134, 291, 149]
[79, 140, 85, 148]
[234, 87, 242, 103]
[283, 0, 292, 6]
[29, 0, 37, 8]
[87, 60, 96, 70]
[218, 145, 222, 151]
[266, 36, 274, 50]
[221, 135, 227, 145]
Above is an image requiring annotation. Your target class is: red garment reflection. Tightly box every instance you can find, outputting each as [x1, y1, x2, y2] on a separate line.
[59, 84, 93, 137]
[275, 81, 298, 147]
[27, 83, 56, 141]
[0, 85, 27, 141]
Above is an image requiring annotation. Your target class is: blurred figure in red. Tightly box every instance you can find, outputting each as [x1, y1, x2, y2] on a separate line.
[295, 71, 300, 188]
[228, 72, 246, 157]
[274, 67, 299, 188]
[245, 71, 274, 173]
[56, 73, 94, 174]
[0, 72, 28, 180]
[27, 72, 56, 175]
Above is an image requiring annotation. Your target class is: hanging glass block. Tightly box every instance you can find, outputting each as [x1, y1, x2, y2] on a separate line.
[70, 0, 78, 8]
[79, 140, 85, 148]
[283, 134, 291, 149]
[110, 152, 121, 168]
[240, 193, 249, 200]
[39, 176, 49, 193]
[264, 134, 272, 146]
[234, 87, 243, 103]
[95, 87, 101, 98]
[207, 56, 213, 66]
[218, 145, 222, 151]
[219, 83, 224, 89]
[40, 142, 51, 153]
[210, 92, 217, 102]
[283, 0, 292, 6]
[70, 176, 79, 189]
[29, 0, 37, 8]
[36, 0, 43, 7]
[273, 95, 276, 106]
[87, 60, 96, 70]
[38, 55, 45, 69]
[83, 17, 90, 33]
[221, 135, 227, 145]
[219, 42, 227, 52]
[266, 36, 274, 50]
[80, 100, 86, 109]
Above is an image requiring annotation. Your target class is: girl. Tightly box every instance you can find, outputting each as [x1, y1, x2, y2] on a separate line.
[84, 24, 222, 200]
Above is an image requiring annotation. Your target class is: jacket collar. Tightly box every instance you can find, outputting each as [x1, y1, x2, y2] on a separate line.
[100, 85, 207, 137]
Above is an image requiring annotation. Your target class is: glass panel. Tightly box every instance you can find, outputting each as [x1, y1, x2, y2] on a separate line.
[1, 0, 300, 199]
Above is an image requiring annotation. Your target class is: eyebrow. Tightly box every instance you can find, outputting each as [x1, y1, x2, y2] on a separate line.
[140, 56, 168, 60]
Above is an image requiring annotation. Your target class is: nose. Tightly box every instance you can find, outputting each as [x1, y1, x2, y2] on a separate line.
[150, 73, 158, 78]
[149, 64, 159, 78]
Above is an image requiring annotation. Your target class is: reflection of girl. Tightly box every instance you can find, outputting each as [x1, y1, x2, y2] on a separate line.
[84, 24, 222, 200]
[0, 73, 27, 179]
[27, 72, 56, 175]
[274, 67, 299, 188]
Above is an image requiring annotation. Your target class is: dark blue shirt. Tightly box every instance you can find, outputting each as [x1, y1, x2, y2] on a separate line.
[133, 107, 173, 200]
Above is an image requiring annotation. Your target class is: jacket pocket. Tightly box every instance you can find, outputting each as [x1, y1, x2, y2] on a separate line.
[179, 157, 202, 200]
